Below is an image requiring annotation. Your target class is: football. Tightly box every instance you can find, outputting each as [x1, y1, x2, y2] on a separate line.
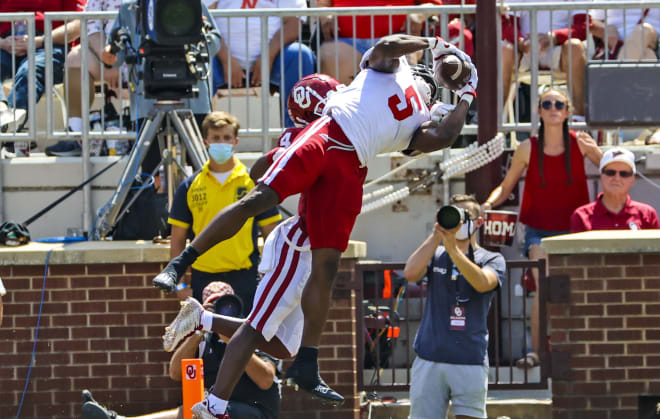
[436, 54, 472, 91]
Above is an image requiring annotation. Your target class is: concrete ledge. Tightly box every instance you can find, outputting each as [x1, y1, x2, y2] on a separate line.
[0, 239, 367, 265]
[541, 229, 660, 255]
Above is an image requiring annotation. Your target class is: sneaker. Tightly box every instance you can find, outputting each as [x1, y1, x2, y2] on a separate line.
[81, 401, 124, 419]
[0, 105, 26, 132]
[163, 297, 204, 352]
[191, 399, 230, 419]
[45, 140, 81, 157]
[285, 359, 345, 406]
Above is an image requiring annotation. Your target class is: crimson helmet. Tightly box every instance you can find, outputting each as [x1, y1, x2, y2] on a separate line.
[287, 74, 342, 127]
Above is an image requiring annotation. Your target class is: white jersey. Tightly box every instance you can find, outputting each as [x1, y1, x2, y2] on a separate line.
[324, 51, 431, 165]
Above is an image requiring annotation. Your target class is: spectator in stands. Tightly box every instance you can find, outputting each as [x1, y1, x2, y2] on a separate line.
[482, 87, 602, 368]
[168, 111, 281, 312]
[404, 194, 504, 419]
[590, 4, 659, 60]
[571, 148, 659, 232]
[315, 0, 442, 85]
[101, 0, 221, 175]
[209, 0, 315, 128]
[81, 281, 281, 419]
[0, 277, 5, 327]
[0, 1, 83, 137]
[46, 0, 123, 157]
[502, 0, 589, 116]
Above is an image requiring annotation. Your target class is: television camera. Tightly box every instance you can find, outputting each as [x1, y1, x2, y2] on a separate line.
[91, 0, 212, 240]
[110, 0, 211, 99]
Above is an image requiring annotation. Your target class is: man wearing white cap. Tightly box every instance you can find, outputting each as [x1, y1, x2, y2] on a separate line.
[570, 148, 659, 232]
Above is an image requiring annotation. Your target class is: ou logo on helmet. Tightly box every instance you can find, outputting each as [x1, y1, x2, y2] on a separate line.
[292, 85, 312, 109]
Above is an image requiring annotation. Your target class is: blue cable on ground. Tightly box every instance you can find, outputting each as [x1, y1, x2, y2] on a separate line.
[15, 249, 52, 419]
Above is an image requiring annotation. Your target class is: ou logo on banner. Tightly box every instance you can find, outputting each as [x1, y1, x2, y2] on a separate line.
[186, 364, 197, 380]
[484, 220, 515, 236]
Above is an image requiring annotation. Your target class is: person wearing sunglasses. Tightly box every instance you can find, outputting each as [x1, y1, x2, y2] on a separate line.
[481, 87, 602, 369]
[570, 147, 659, 232]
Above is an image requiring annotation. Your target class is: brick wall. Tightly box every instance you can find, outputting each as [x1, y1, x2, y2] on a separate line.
[279, 258, 360, 419]
[0, 260, 360, 419]
[548, 252, 660, 419]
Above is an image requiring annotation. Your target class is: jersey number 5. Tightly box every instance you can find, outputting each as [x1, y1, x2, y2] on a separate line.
[388, 86, 423, 121]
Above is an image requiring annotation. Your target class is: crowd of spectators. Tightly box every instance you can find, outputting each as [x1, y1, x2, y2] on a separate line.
[1, 2, 659, 143]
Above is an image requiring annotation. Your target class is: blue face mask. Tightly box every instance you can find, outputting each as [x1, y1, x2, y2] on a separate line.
[208, 143, 233, 164]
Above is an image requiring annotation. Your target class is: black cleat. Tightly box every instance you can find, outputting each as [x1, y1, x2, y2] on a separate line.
[152, 246, 199, 292]
[152, 269, 178, 292]
[81, 389, 96, 404]
[285, 359, 344, 406]
[81, 401, 122, 419]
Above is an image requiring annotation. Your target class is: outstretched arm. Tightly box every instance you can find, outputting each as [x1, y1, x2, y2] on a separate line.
[407, 100, 470, 153]
[367, 34, 432, 73]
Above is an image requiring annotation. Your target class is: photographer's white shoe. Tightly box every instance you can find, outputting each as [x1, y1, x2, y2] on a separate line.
[163, 297, 203, 352]
[191, 399, 229, 419]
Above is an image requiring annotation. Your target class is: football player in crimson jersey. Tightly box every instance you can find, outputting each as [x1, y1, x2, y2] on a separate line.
[155, 34, 476, 418]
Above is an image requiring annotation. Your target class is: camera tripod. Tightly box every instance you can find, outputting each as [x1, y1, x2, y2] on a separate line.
[91, 101, 208, 240]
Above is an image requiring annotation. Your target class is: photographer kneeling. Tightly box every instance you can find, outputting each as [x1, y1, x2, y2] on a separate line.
[403, 194, 505, 419]
[81, 282, 281, 419]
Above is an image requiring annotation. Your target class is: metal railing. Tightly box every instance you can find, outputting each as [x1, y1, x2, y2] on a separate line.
[355, 258, 548, 392]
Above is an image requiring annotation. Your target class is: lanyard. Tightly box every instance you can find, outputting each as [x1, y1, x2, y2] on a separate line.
[444, 244, 476, 304]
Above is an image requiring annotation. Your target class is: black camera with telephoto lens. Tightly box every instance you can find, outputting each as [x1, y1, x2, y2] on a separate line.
[436, 205, 469, 229]
[213, 294, 244, 318]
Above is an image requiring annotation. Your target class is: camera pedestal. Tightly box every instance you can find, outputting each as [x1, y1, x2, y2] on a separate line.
[91, 101, 208, 239]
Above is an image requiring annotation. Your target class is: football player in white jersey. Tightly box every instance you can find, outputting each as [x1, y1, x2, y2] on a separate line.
[154, 34, 476, 419]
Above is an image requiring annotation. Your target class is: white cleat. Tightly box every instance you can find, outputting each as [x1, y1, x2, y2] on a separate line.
[163, 297, 204, 352]
[191, 399, 229, 419]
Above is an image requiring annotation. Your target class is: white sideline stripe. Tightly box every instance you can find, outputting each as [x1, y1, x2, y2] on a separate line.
[250, 225, 304, 326]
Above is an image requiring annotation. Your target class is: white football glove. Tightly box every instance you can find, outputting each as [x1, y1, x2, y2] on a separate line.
[429, 101, 456, 122]
[455, 62, 478, 105]
[427, 36, 473, 66]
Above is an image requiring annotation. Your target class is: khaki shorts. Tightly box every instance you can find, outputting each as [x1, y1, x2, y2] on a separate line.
[409, 357, 489, 419]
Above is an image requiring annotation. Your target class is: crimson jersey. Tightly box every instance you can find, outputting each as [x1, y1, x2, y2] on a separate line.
[266, 127, 305, 165]
[266, 127, 308, 226]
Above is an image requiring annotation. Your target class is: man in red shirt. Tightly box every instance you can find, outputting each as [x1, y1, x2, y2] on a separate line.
[0, 0, 83, 133]
[571, 148, 660, 232]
